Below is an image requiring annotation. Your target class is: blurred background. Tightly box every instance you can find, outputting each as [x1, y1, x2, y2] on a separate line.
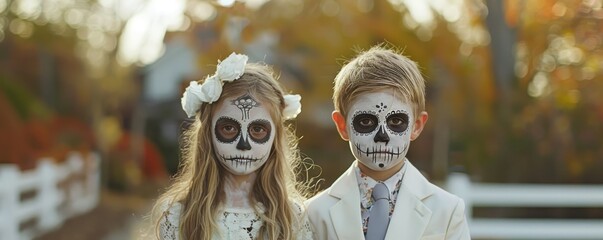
[1, 0, 602, 239]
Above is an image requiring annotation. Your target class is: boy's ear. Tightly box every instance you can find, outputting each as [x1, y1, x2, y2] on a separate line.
[410, 111, 429, 141]
[332, 111, 349, 141]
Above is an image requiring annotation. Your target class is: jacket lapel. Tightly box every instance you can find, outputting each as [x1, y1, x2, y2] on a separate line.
[385, 162, 434, 240]
[328, 162, 365, 240]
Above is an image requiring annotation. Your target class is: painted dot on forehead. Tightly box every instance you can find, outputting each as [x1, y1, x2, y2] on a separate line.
[375, 102, 387, 113]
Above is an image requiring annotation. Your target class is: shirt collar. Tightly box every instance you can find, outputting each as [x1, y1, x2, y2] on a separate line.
[354, 160, 407, 208]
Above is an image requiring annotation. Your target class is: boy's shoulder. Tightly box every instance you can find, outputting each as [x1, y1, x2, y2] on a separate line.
[402, 165, 465, 217]
[304, 187, 338, 213]
[421, 180, 464, 209]
[304, 163, 358, 212]
[304, 161, 465, 213]
[403, 162, 461, 198]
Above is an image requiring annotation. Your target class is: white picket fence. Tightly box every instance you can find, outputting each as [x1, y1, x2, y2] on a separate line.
[447, 172, 603, 239]
[0, 152, 101, 240]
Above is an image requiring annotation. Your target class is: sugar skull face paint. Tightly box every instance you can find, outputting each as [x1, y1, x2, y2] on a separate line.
[212, 94, 275, 175]
[347, 91, 414, 171]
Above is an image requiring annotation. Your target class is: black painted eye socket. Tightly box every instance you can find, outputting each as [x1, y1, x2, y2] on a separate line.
[215, 117, 241, 143]
[386, 113, 409, 133]
[248, 119, 272, 143]
[352, 113, 379, 133]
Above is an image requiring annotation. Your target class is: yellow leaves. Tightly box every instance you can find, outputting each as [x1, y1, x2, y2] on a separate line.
[96, 116, 123, 153]
[555, 89, 581, 110]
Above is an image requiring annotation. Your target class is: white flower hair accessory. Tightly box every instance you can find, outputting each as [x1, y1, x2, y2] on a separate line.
[181, 52, 248, 118]
[283, 94, 302, 120]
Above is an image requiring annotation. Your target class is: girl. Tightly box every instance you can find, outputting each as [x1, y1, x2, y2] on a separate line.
[150, 53, 312, 239]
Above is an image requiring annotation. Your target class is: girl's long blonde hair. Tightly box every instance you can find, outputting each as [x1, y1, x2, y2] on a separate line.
[149, 63, 308, 239]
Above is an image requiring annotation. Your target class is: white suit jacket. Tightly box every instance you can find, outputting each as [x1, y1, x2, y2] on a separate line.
[305, 161, 470, 240]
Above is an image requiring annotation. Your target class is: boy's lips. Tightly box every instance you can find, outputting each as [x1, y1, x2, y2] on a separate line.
[354, 143, 402, 156]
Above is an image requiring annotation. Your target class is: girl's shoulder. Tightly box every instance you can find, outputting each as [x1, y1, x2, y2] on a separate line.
[289, 198, 306, 215]
[162, 202, 183, 222]
[159, 202, 183, 240]
[288, 198, 314, 240]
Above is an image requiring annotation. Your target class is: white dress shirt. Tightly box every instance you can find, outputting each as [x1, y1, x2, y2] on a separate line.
[354, 160, 408, 234]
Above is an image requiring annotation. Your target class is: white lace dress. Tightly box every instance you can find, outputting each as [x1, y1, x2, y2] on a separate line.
[159, 202, 313, 240]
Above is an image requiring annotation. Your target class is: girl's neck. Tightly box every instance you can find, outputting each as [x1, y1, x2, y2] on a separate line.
[223, 172, 257, 209]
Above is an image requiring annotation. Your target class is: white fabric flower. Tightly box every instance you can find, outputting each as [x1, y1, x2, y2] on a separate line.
[180, 52, 248, 118]
[283, 94, 302, 120]
[216, 53, 248, 82]
[199, 76, 223, 103]
[181, 81, 204, 118]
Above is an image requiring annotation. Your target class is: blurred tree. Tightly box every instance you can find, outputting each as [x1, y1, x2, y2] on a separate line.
[185, 0, 494, 184]
[189, 0, 603, 185]
[2, 0, 602, 187]
[498, 0, 603, 183]
[0, 0, 168, 187]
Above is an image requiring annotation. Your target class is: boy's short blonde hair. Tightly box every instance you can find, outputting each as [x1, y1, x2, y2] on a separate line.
[333, 45, 426, 118]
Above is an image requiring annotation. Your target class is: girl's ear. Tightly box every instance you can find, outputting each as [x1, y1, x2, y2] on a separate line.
[410, 111, 428, 141]
[332, 111, 349, 141]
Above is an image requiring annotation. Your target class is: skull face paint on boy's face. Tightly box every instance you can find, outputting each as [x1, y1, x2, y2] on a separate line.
[212, 94, 275, 175]
[347, 91, 414, 171]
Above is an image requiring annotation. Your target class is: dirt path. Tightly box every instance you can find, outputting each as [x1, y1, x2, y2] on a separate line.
[36, 190, 155, 240]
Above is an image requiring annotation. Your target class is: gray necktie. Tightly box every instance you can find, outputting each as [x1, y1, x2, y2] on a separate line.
[366, 182, 391, 240]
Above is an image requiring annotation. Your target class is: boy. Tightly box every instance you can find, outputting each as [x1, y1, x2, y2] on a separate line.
[306, 46, 470, 240]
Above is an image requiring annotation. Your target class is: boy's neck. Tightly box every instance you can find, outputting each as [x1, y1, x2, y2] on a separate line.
[223, 172, 257, 209]
[357, 160, 405, 182]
